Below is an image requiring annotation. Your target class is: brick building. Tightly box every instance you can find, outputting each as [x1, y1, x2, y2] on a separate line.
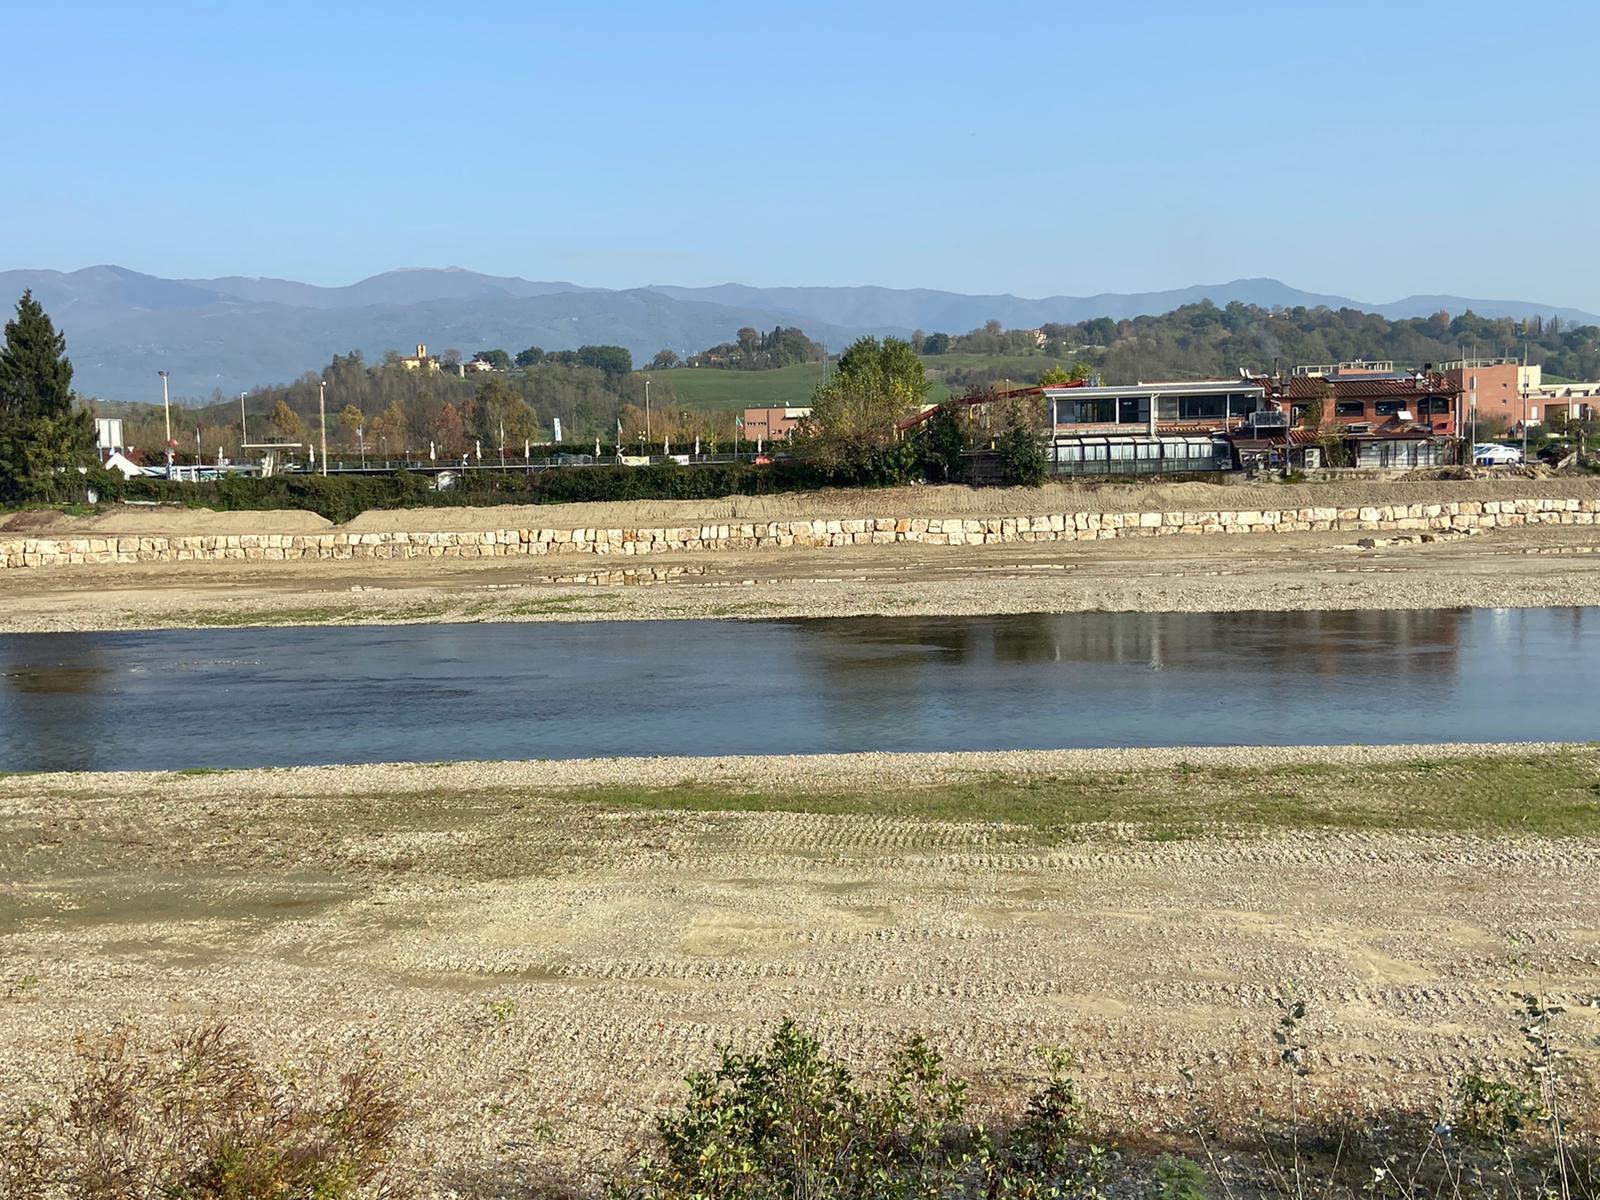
[1441, 358, 1542, 433]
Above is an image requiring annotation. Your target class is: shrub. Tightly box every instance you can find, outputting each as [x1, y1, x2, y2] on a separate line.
[0, 1024, 410, 1200]
[1155, 1153, 1212, 1200]
[997, 421, 1050, 486]
[608, 1020, 1105, 1200]
[91, 457, 928, 523]
[1456, 1073, 1541, 1142]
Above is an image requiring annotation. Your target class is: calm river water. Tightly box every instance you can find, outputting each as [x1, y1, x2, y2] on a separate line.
[1, 608, 1596, 771]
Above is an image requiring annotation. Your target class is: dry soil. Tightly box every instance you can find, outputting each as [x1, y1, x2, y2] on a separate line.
[2, 747, 1597, 1195]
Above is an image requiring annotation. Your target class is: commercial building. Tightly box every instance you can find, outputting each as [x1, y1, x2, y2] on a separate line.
[1263, 369, 1461, 469]
[742, 406, 811, 442]
[1042, 380, 1268, 475]
[1527, 380, 1599, 425]
[1441, 358, 1541, 432]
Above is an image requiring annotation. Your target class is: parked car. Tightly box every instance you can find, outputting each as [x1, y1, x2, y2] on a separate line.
[1473, 443, 1524, 467]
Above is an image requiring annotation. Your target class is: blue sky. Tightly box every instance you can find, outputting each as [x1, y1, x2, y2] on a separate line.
[5, 0, 1598, 307]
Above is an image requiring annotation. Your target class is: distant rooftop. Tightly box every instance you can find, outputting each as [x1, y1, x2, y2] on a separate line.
[1292, 360, 1395, 377]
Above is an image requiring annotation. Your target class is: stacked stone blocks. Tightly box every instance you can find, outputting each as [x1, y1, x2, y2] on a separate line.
[3, 497, 1595, 570]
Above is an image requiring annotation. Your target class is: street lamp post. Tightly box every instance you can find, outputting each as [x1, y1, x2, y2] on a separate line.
[644, 378, 652, 441]
[239, 392, 249, 457]
[318, 381, 329, 476]
[158, 370, 173, 480]
[1522, 379, 1530, 465]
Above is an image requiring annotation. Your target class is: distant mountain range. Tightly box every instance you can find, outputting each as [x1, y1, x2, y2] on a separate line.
[2, 264, 1595, 400]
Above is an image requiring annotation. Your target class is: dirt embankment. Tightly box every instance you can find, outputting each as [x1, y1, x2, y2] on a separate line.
[0, 507, 332, 536]
[12, 474, 1595, 540]
[343, 474, 1600, 532]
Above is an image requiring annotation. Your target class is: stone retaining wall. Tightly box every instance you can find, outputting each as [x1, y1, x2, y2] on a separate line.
[4, 497, 1596, 570]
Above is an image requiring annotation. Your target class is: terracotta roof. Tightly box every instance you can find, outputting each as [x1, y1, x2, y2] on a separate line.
[1273, 372, 1461, 400]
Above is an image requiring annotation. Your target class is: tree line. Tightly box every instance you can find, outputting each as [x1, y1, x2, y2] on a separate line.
[101, 345, 667, 464]
[910, 302, 1600, 387]
[647, 325, 825, 372]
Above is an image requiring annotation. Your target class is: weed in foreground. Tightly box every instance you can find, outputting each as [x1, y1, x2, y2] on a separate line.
[0, 1024, 411, 1200]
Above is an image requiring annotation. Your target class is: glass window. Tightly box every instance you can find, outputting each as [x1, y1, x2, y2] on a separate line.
[1374, 400, 1406, 416]
[1336, 401, 1365, 417]
[1060, 399, 1115, 423]
[1178, 395, 1228, 420]
[1118, 397, 1147, 424]
[1156, 396, 1179, 420]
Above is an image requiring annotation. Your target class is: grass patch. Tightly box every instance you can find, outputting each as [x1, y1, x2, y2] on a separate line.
[172, 606, 357, 629]
[655, 363, 826, 413]
[570, 750, 1600, 839]
[500, 595, 618, 616]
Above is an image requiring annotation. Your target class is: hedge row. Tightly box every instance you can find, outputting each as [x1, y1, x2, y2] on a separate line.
[104, 460, 886, 524]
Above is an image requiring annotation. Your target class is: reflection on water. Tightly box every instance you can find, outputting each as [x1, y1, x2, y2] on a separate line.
[801, 609, 1466, 675]
[1, 609, 1595, 771]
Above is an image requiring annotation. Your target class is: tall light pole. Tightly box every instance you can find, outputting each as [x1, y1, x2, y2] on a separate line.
[239, 392, 249, 456]
[318, 380, 328, 476]
[1521, 347, 1530, 465]
[1469, 375, 1478, 464]
[644, 378, 652, 442]
[158, 370, 172, 479]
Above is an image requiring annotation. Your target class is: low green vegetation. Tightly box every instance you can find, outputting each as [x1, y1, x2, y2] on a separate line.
[574, 750, 1600, 839]
[650, 362, 827, 412]
[6, 1013, 1595, 1200]
[610, 1022, 1106, 1200]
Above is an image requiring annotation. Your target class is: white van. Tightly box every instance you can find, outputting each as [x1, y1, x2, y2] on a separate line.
[1473, 444, 1524, 467]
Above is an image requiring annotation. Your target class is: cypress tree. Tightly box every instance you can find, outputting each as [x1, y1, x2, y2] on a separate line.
[0, 290, 94, 502]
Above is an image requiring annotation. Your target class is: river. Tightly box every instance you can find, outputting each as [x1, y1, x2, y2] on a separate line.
[1, 608, 1596, 771]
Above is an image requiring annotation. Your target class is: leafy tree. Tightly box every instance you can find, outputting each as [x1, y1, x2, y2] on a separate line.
[686, 326, 823, 370]
[269, 398, 306, 441]
[0, 290, 94, 502]
[1038, 363, 1094, 386]
[918, 399, 969, 482]
[338, 404, 364, 447]
[1080, 317, 1117, 346]
[575, 344, 633, 375]
[472, 348, 512, 371]
[922, 332, 951, 355]
[432, 402, 467, 454]
[649, 349, 681, 370]
[471, 374, 539, 445]
[515, 346, 546, 368]
[368, 399, 410, 453]
[798, 335, 928, 474]
[999, 415, 1050, 486]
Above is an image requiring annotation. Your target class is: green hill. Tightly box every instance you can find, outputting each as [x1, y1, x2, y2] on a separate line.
[654, 361, 963, 415]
